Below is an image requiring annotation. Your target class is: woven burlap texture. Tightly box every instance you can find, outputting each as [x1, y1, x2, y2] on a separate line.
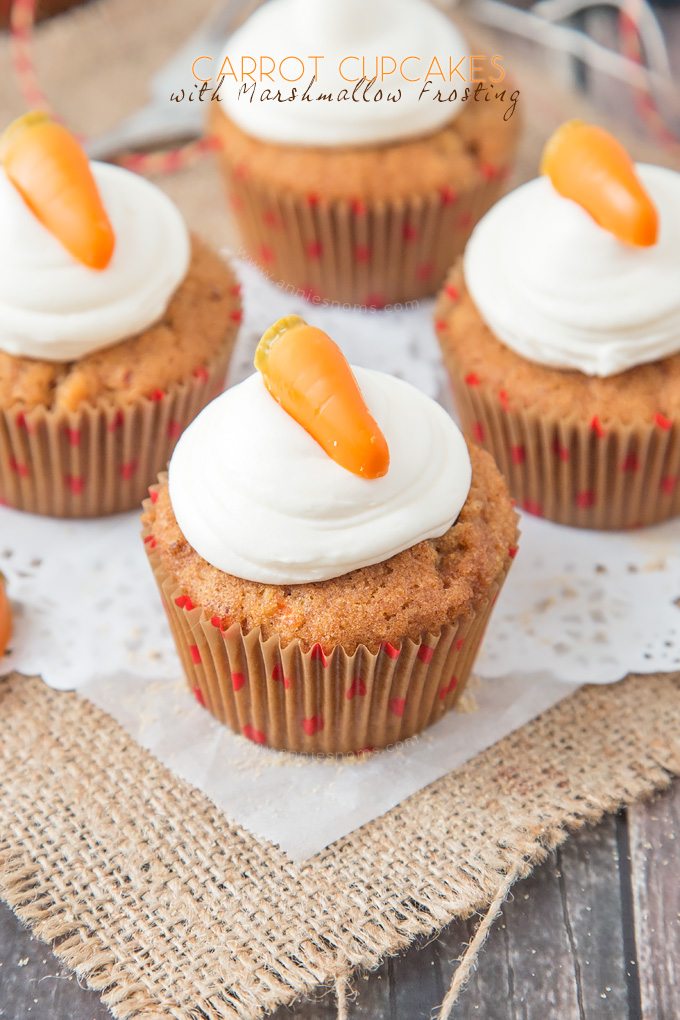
[3, 0, 680, 1016]
[2, 671, 680, 1018]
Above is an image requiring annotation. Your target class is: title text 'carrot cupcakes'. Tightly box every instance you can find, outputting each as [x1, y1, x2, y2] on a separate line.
[210, 0, 520, 308]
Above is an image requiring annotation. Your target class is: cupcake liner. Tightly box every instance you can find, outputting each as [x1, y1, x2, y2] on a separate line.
[443, 361, 680, 531]
[218, 152, 510, 308]
[0, 345, 233, 518]
[142, 483, 514, 754]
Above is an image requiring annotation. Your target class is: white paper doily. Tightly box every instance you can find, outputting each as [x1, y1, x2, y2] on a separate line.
[3, 502, 679, 690]
[2, 257, 679, 690]
[478, 514, 680, 683]
[2, 258, 680, 858]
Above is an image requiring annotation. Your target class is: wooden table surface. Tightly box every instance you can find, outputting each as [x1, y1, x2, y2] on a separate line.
[2, 780, 679, 1020]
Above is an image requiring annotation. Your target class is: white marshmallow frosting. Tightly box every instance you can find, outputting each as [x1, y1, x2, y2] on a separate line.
[219, 0, 468, 146]
[168, 367, 472, 584]
[0, 161, 190, 362]
[463, 164, 680, 377]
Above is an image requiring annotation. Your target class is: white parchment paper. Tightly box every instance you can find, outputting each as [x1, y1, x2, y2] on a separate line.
[80, 669, 575, 860]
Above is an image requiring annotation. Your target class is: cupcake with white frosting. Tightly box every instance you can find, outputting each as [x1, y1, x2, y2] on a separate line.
[436, 121, 680, 530]
[142, 315, 517, 754]
[0, 112, 241, 517]
[210, 0, 519, 307]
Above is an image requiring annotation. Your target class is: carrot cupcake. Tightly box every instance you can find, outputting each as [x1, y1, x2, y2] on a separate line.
[436, 121, 680, 530]
[0, 112, 241, 517]
[142, 315, 518, 754]
[210, 0, 519, 308]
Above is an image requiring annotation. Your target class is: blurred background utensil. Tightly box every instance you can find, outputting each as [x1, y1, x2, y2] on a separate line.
[85, 0, 254, 159]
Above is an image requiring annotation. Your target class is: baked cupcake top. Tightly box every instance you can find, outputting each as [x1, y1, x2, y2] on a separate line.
[168, 315, 472, 584]
[464, 121, 679, 377]
[0, 112, 189, 362]
[218, 0, 468, 147]
[149, 439, 514, 652]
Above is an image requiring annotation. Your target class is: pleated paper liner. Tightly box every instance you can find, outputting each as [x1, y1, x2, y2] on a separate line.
[0, 345, 233, 518]
[215, 144, 510, 308]
[435, 306, 680, 531]
[142, 483, 514, 755]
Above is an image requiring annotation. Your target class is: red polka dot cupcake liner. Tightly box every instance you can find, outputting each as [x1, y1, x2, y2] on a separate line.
[0, 344, 234, 518]
[216, 152, 510, 309]
[142, 483, 514, 755]
[435, 298, 680, 531]
[450, 388, 680, 530]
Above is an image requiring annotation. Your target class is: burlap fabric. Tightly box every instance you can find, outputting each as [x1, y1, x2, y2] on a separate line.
[2, 671, 680, 1018]
[2, 1, 680, 1016]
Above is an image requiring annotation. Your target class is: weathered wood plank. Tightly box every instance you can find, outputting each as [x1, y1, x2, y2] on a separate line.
[388, 936, 444, 1020]
[347, 958, 393, 1019]
[280, 814, 635, 1020]
[435, 816, 629, 1019]
[629, 784, 680, 1020]
[0, 899, 112, 1020]
[556, 814, 631, 1018]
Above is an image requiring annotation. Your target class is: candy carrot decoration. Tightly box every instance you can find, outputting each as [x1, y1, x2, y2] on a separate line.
[255, 315, 390, 479]
[0, 573, 11, 659]
[540, 120, 658, 247]
[0, 111, 115, 269]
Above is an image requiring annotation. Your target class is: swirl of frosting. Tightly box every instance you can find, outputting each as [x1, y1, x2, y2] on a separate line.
[168, 367, 471, 584]
[219, 0, 468, 147]
[463, 164, 680, 377]
[0, 161, 190, 362]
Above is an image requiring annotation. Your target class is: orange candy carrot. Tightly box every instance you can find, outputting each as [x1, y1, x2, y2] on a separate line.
[0, 573, 11, 659]
[540, 120, 658, 247]
[254, 315, 390, 479]
[0, 111, 115, 269]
